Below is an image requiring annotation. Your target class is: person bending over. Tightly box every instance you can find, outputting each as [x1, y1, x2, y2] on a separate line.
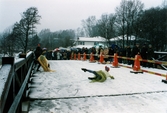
[81, 66, 114, 82]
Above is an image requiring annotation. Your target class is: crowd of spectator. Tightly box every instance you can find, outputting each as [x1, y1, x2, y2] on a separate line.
[36, 43, 155, 68]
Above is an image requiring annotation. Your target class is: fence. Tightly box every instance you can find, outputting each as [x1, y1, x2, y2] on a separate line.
[70, 52, 167, 71]
[0, 51, 34, 113]
[0, 51, 166, 112]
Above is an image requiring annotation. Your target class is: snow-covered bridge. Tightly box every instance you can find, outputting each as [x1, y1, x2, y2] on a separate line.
[28, 60, 167, 113]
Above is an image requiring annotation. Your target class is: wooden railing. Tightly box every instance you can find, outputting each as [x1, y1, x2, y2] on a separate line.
[154, 51, 167, 70]
[0, 51, 35, 113]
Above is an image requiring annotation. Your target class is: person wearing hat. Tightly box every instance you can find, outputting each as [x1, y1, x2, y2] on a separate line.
[34, 43, 43, 71]
[147, 44, 154, 68]
[141, 43, 148, 67]
[81, 66, 114, 82]
[37, 52, 55, 72]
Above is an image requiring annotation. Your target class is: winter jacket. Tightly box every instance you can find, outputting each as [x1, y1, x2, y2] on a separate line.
[34, 46, 43, 59]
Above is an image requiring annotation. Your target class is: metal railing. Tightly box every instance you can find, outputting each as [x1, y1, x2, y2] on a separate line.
[0, 51, 35, 113]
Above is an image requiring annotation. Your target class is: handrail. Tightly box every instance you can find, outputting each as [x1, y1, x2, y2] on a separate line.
[8, 61, 34, 113]
[0, 64, 13, 113]
[0, 51, 35, 113]
[71, 52, 167, 70]
[154, 51, 167, 54]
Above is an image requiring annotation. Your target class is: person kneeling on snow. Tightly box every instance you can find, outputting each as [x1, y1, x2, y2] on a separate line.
[81, 66, 114, 82]
[38, 51, 55, 72]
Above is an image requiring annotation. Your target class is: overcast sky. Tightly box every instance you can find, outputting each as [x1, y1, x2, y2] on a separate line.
[0, 0, 163, 33]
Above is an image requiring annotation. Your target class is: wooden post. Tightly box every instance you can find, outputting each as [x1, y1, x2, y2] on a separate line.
[19, 53, 26, 58]
[2, 57, 14, 65]
[0, 57, 14, 113]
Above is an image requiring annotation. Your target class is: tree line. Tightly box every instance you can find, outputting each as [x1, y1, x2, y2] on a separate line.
[0, 7, 41, 56]
[0, 0, 166, 56]
[81, 0, 167, 50]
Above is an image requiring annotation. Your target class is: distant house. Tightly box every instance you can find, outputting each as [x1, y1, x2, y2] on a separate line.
[73, 35, 148, 49]
[74, 36, 107, 48]
[110, 35, 150, 47]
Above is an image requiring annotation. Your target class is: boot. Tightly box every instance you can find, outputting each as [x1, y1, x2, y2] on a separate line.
[81, 68, 87, 72]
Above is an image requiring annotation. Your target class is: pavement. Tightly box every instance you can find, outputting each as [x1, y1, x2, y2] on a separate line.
[28, 60, 167, 113]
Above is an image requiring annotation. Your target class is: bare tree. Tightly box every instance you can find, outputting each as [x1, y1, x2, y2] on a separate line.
[97, 14, 108, 39]
[75, 27, 85, 38]
[29, 34, 40, 50]
[127, 0, 144, 45]
[39, 29, 75, 49]
[115, 0, 126, 47]
[137, 7, 167, 51]
[13, 7, 41, 53]
[97, 13, 116, 46]
[115, 0, 144, 47]
[162, 0, 167, 8]
[0, 28, 16, 56]
[39, 29, 51, 49]
[82, 16, 97, 37]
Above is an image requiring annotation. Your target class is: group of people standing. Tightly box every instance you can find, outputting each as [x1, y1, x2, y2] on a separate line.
[129, 43, 154, 68]
[34, 43, 155, 71]
[87, 43, 154, 68]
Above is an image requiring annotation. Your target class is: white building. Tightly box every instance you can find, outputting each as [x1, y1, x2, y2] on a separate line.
[110, 35, 150, 47]
[74, 36, 107, 48]
[73, 35, 148, 49]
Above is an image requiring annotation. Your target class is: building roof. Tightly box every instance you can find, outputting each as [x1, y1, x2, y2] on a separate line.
[77, 36, 106, 42]
[110, 35, 136, 41]
[77, 35, 148, 42]
[110, 35, 149, 41]
[74, 45, 93, 49]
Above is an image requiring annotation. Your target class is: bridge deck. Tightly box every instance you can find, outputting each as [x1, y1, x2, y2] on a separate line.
[28, 60, 167, 113]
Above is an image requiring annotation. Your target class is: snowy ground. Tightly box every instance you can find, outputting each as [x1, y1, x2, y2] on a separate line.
[28, 60, 167, 113]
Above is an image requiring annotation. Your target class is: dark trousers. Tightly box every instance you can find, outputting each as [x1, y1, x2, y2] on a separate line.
[34, 59, 41, 71]
[86, 69, 102, 80]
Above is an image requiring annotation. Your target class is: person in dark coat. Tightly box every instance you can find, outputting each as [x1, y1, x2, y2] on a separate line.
[118, 46, 123, 63]
[131, 43, 140, 67]
[91, 47, 97, 60]
[98, 46, 103, 61]
[147, 44, 154, 68]
[126, 45, 132, 65]
[34, 44, 43, 71]
[108, 47, 114, 63]
[120, 47, 126, 63]
[140, 44, 148, 67]
[131, 43, 140, 57]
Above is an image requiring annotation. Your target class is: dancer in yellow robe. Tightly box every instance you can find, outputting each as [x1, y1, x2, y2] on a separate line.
[81, 66, 114, 82]
[38, 54, 55, 72]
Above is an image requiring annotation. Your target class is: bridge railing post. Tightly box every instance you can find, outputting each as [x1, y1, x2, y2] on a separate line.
[0, 51, 35, 113]
[0, 57, 14, 113]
